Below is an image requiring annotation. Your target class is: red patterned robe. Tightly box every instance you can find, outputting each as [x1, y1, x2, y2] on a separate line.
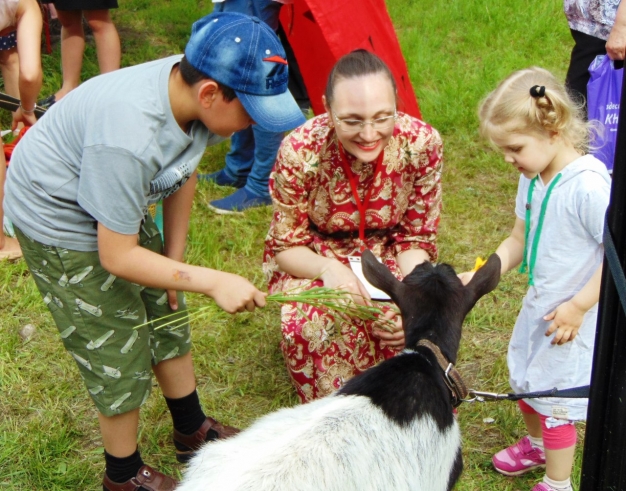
[263, 113, 442, 402]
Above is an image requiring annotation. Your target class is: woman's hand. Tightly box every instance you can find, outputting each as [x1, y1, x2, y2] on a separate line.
[544, 300, 586, 345]
[372, 309, 405, 348]
[320, 259, 371, 305]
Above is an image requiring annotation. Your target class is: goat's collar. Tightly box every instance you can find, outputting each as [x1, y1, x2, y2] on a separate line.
[415, 339, 469, 408]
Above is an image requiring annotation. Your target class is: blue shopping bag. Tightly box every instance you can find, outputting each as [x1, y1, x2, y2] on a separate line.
[587, 55, 624, 172]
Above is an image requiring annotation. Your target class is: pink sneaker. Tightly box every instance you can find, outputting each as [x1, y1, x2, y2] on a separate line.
[492, 436, 546, 476]
[531, 483, 557, 491]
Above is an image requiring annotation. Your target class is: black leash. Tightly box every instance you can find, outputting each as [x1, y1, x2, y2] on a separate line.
[465, 385, 590, 403]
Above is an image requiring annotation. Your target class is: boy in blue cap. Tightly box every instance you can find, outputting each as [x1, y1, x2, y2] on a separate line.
[5, 11, 305, 491]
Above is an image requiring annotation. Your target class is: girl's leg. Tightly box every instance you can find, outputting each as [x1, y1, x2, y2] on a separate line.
[545, 446, 576, 481]
[55, 9, 85, 99]
[83, 10, 121, 74]
[522, 407, 543, 440]
[540, 415, 577, 482]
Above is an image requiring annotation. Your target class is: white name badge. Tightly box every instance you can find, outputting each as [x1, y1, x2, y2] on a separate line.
[348, 255, 391, 301]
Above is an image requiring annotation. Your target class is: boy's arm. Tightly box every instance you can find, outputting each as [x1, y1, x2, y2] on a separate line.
[14, 0, 42, 127]
[97, 224, 266, 315]
[544, 262, 603, 345]
[162, 172, 196, 262]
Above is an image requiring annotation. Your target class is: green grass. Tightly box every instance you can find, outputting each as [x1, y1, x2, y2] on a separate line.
[0, 0, 583, 489]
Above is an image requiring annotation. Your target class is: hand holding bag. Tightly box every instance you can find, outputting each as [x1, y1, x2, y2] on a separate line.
[587, 54, 624, 172]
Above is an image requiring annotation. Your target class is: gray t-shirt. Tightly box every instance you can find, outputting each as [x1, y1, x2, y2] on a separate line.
[5, 55, 223, 251]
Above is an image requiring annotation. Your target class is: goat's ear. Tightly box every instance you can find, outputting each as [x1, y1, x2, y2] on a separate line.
[361, 249, 405, 301]
[463, 253, 501, 311]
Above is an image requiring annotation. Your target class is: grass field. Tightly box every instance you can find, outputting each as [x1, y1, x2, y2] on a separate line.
[0, 0, 581, 489]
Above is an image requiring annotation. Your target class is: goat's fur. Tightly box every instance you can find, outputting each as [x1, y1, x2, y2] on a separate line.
[178, 251, 501, 491]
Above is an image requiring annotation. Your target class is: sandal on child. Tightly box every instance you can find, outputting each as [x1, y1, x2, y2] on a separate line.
[173, 417, 240, 463]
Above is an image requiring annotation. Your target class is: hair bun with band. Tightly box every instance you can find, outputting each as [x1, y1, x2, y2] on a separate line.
[530, 85, 546, 98]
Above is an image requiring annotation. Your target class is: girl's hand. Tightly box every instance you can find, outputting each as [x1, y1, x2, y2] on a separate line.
[457, 271, 475, 286]
[372, 309, 405, 348]
[544, 300, 586, 345]
[320, 260, 371, 305]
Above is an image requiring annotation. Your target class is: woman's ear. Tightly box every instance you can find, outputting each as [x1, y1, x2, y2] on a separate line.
[322, 95, 333, 127]
[197, 80, 219, 109]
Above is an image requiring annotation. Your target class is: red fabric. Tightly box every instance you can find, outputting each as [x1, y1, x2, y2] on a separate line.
[279, 1, 420, 118]
[3, 126, 29, 166]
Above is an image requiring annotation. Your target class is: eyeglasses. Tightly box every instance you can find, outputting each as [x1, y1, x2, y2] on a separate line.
[332, 109, 397, 132]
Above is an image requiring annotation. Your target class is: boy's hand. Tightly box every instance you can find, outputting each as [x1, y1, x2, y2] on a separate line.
[544, 300, 586, 345]
[208, 271, 267, 314]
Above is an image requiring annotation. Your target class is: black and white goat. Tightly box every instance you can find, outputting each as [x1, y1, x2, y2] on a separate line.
[178, 250, 501, 491]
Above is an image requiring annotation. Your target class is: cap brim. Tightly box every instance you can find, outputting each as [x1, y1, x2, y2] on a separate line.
[237, 89, 306, 133]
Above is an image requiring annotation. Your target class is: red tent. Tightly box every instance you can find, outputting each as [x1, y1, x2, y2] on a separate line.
[279, 0, 420, 118]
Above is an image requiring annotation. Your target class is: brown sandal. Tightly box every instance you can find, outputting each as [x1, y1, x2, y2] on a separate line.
[173, 417, 240, 463]
[102, 465, 177, 491]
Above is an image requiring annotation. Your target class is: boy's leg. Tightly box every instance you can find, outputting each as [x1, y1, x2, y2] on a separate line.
[13, 225, 175, 487]
[98, 409, 140, 457]
[55, 9, 85, 100]
[83, 10, 121, 74]
[152, 351, 196, 398]
[138, 216, 239, 462]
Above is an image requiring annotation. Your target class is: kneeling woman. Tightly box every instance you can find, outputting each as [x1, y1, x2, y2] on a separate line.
[264, 50, 443, 402]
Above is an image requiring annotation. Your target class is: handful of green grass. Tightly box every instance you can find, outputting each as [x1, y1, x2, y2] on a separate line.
[133, 286, 397, 332]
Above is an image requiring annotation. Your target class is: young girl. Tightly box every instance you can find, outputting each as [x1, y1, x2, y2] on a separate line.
[476, 67, 611, 491]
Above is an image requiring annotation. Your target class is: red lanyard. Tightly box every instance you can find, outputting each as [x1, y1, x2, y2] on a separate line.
[337, 142, 385, 249]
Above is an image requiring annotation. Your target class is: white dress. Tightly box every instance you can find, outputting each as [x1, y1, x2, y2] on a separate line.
[508, 155, 611, 421]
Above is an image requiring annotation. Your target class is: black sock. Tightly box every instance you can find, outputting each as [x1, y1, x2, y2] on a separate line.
[165, 390, 207, 437]
[104, 448, 144, 484]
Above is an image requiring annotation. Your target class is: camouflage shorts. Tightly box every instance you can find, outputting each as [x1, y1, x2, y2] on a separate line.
[15, 216, 191, 417]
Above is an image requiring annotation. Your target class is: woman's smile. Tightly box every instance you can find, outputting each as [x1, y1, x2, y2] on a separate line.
[354, 139, 381, 151]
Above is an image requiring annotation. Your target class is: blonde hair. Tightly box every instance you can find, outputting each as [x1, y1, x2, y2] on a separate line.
[479, 67, 592, 153]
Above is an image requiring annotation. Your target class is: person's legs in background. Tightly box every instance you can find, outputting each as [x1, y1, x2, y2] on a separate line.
[53, 9, 85, 101]
[83, 9, 121, 74]
[207, 125, 283, 213]
[200, 0, 288, 212]
[0, 42, 19, 101]
[565, 29, 608, 116]
[40, 7, 120, 107]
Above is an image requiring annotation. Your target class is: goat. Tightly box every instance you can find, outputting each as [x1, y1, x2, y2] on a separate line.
[178, 250, 501, 491]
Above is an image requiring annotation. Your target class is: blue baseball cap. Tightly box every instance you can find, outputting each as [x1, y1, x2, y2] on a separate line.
[185, 12, 306, 133]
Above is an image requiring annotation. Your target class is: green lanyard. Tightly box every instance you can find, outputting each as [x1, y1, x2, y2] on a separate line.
[519, 173, 562, 285]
